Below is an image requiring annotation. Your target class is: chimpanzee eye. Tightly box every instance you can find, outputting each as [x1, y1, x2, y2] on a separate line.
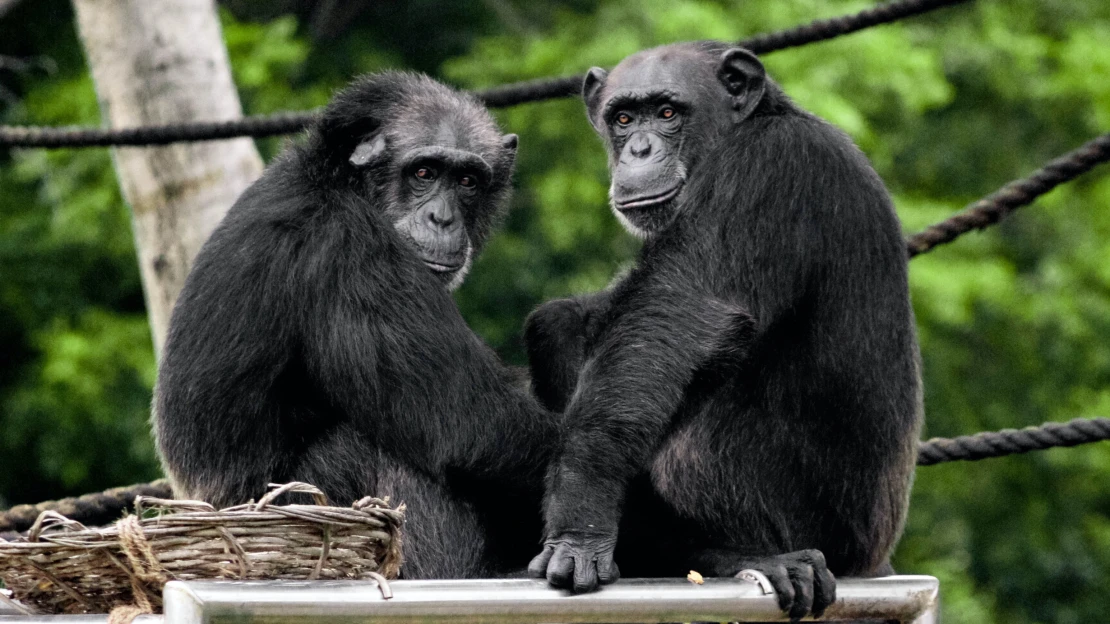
[660, 107, 676, 119]
[459, 175, 477, 188]
[414, 167, 437, 181]
[616, 113, 633, 126]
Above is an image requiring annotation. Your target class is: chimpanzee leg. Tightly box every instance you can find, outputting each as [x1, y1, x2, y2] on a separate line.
[292, 429, 490, 578]
[374, 456, 491, 579]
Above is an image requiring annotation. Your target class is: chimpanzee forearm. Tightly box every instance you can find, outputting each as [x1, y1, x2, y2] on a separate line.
[529, 288, 754, 591]
[304, 285, 559, 488]
[543, 289, 754, 534]
[453, 382, 563, 487]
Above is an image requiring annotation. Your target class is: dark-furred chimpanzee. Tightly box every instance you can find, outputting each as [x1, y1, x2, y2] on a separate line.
[154, 72, 556, 579]
[525, 42, 922, 619]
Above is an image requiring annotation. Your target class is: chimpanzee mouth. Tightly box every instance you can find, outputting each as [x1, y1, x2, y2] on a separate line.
[615, 182, 684, 211]
[423, 260, 463, 274]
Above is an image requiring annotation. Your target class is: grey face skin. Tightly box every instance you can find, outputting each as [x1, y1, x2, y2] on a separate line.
[350, 119, 518, 290]
[584, 44, 766, 237]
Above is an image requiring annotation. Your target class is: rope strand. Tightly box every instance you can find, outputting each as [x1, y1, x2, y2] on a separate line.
[0, 480, 171, 534]
[906, 133, 1110, 257]
[0, 112, 316, 149]
[918, 417, 1110, 465]
[740, 0, 971, 54]
[0, 0, 972, 148]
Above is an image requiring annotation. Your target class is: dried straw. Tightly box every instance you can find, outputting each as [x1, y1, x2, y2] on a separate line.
[0, 482, 404, 615]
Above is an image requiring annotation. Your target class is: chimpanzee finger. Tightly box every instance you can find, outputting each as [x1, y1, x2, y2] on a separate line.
[812, 564, 837, 617]
[787, 564, 814, 621]
[572, 553, 599, 594]
[597, 555, 620, 585]
[546, 544, 577, 588]
[528, 545, 554, 578]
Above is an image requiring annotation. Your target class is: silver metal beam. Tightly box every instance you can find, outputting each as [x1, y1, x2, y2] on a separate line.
[160, 576, 939, 624]
[0, 612, 162, 617]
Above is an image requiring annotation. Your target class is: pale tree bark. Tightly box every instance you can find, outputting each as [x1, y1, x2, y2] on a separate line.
[72, 0, 264, 355]
[0, 0, 22, 19]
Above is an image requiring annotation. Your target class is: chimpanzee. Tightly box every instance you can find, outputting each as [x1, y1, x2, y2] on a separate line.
[154, 72, 557, 578]
[525, 42, 922, 619]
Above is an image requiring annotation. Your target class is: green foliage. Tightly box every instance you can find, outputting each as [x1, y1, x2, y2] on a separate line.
[0, 39, 158, 502]
[0, 4, 333, 501]
[1, 1, 1110, 622]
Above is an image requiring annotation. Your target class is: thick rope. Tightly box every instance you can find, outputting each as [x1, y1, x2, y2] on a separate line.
[110, 518, 157, 624]
[117, 515, 168, 587]
[917, 417, 1110, 466]
[740, 0, 971, 54]
[0, 112, 316, 149]
[906, 133, 1110, 257]
[0, 0, 972, 148]
[482, 0, 974, 107]
[0, 479, 172, 533]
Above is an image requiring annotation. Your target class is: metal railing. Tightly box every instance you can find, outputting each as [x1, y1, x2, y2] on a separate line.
[0, 576, 939, 623]
[0, 575, 939, 624]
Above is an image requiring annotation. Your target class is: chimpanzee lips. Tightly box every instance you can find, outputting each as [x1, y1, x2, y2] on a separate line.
[615, 181, 684, 211]
[423, 260, 462, 273]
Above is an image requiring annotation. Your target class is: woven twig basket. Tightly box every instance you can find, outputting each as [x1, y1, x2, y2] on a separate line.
[0, 482, 404, 615]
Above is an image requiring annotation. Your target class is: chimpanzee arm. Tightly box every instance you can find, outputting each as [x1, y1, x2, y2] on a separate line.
[297, 229, 558, 487]
[155, 189, 301, 509]
[530, 273, 755, 592]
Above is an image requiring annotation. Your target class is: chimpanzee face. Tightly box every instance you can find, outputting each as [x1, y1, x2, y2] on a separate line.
[348, 119, 517, 290]
[583, 43, 766, 238]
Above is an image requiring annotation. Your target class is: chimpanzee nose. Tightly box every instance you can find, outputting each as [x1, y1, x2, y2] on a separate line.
[427, 199, 456, 228]
[629, 133, 652, 158]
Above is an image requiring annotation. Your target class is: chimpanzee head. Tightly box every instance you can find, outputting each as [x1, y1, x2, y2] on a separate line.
[317, 72, 518, 289]
[583, 42, 767, 238]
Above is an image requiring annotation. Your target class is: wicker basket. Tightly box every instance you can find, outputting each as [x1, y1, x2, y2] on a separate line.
[0, 482, 404, 615]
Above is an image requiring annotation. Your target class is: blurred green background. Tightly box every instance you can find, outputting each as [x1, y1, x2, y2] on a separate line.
[1, 0, 1109, 621]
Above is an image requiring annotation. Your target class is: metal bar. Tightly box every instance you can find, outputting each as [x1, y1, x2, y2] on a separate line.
[0, 612, 162, 617]
[161, 576, 939, 624]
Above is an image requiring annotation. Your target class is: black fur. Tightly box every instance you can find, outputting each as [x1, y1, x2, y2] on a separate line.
[526, 42, 921, 618]
[154, 72, 555, 578]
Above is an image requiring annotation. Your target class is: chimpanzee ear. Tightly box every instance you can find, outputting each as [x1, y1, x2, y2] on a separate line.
[717, 48, 766, 122]
[502, 133, 519, 169]
[582, 67, 609, 131]
[349, 133, 387, 167]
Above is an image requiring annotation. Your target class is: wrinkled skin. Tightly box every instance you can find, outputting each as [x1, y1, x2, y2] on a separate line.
[359, 128, 519, 290]
[581, 44, 754, 237]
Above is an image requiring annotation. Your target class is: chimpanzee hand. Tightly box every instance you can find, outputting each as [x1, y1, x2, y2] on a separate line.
[527, 531, 620, 593]
[729, 550, 836, 621]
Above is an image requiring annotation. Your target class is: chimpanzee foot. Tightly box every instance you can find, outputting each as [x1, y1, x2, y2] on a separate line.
[727, 550, 836, 621]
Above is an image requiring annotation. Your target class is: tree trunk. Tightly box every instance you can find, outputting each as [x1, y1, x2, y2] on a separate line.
[72, 0, 263, 355]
